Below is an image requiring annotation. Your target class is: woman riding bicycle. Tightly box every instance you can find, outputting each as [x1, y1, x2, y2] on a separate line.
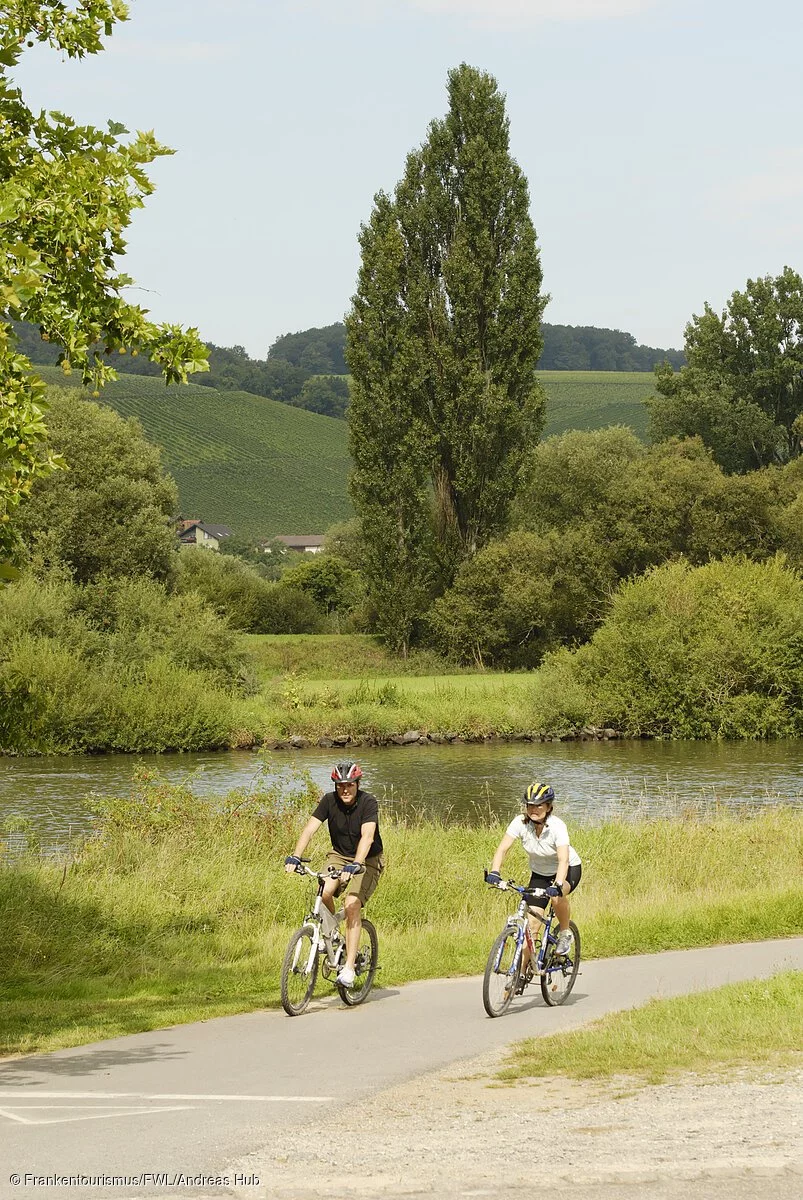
[486, 782, 581, 959]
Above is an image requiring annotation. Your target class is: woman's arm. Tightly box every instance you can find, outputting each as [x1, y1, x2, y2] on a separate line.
[554, 844, 569, 890]
[490, 833, 516, 874]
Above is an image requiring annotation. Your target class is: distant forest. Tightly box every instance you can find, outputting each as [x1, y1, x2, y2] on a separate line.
[11, 319, 684, 420]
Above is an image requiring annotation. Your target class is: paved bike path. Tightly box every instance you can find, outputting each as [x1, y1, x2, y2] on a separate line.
[0, 938, 801, 1199]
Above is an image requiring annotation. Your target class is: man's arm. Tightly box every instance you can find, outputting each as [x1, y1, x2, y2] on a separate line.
[285, 816, 323, 872]
[352, 820, 377, 867]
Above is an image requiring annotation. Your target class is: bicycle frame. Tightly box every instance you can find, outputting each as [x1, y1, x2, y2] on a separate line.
[293, 864, 346, 975]
[491, 883, 560, 979]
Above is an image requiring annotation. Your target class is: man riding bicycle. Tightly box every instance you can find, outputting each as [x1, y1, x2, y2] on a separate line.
[285, 761, 384, 988]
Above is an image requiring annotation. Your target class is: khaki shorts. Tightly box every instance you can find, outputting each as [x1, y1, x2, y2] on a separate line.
[324, 851, 384, 907]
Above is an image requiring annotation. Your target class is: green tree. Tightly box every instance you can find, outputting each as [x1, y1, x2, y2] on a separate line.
[427, 526, 613, 668]
[346, 64, 546, 645]
[176, 547, 324, 634]
[515, 428, 791, 573]
[269, 324, 349, 374]
[0, 2, 208, 565]
[649, 267, 803, 471]
[431, 428, 800, 667]
[293, 375, 350, 418]
[16, 388, 178, 583]
[346, 192, 437, 654]
[280, 554, 363, 617]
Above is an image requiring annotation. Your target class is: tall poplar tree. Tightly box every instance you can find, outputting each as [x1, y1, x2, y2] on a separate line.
[347, 64, 546, 645]
[347, 195, 435, 653]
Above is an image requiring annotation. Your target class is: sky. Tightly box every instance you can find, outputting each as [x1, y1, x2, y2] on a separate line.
[16, 0, 803, 359]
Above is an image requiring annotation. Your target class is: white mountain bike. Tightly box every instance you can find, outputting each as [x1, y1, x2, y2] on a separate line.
[280, 861, 379, 1016]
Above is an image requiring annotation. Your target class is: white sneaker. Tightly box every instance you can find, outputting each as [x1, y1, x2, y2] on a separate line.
[555, 930, 574, 956]
[337, 966, 356, 987]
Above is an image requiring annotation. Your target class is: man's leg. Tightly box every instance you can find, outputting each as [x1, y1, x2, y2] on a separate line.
[321, 876, 340, 913]
[342, 893, 362, 971]
[337, 857, 382, 984]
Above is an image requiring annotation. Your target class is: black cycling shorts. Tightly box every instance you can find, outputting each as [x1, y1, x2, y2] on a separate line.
[528, 863, 582, 895]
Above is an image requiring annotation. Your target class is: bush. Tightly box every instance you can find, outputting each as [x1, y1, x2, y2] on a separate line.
[108, 658, 236, 752]
[0, 571, 256, 753]
[536, 556, 803, 738]
[428, 527, 614, 667]
[176, 548, 324, 633]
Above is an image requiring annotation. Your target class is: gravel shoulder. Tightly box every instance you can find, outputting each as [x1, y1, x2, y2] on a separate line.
[236, 1047, 803, 1200]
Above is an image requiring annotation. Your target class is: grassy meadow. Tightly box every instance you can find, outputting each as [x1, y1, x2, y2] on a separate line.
[243, 633, 469, 680]
[1, 772, 800, 1057]
[40, 368, 655, 542]
[243, 634, 542, 743]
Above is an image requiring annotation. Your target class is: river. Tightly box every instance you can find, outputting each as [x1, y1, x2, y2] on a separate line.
[2, 739, 802, 851]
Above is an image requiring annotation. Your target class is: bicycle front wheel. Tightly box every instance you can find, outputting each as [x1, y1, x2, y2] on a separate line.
[280, 925, 319, 1016]
[337, 919, 378, 1007]
[482, 926, 521, 1018]
[540, 921, 580, 1007]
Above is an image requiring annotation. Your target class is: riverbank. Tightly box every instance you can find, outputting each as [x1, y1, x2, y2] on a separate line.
[1, 772, 801, 1056]
[5, 622, 803, 755]
[241, 668, 614, 748]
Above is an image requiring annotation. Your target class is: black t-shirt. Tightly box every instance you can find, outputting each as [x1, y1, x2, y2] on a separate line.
[312, 789, 383, 859]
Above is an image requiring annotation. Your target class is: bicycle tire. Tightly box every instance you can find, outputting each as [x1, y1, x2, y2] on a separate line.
[482, 926, 521, 1018]
[540, 921, 580, 1007]
[280, 925, 319, 1016]
[337, 918, 379, 1006]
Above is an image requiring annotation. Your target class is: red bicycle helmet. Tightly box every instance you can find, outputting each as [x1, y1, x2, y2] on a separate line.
[331, 760, 363, 783]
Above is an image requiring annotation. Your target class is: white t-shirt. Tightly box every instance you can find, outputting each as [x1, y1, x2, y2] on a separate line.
[505, 813, 582, 876]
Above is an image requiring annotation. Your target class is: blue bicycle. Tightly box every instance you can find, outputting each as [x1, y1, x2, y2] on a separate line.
[482, 878, 581, 1017]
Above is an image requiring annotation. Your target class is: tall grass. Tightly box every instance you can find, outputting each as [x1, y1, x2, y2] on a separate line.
[246, 634, 467, 681]
[1, 771, 800, 1056]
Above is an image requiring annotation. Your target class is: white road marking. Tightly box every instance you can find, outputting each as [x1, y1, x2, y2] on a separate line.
[0, 1105, 192, 1125]
[0, 1091, 332, 1102]
[0, 1108, 33, 1124]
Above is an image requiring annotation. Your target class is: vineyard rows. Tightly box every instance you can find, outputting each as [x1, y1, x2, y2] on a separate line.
[38, 367, 654, 540]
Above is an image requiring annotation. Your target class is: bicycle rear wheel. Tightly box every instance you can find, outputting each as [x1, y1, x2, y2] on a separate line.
[540, 921, 580, 1007]
[337, 919, 378, 1006]
[280, 925, 319, 1016]
[482, 926, 521, 1018]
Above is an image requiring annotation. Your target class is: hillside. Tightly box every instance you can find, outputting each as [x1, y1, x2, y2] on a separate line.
[539, 370, 655, 439]
[13, 317, 680, 422]
[38, 367, 352, 540]
[38, 367, 657, 538]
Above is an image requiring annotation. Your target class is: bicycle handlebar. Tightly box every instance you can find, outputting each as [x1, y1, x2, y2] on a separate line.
[488, 879, 552, 903]
[288, 863, 362, 881]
